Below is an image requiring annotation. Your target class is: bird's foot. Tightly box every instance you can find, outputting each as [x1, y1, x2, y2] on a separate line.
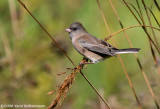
[79, 62, 94, 65]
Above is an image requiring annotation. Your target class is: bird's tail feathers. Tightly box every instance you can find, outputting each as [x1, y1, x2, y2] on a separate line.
[114, 48, 140, 54]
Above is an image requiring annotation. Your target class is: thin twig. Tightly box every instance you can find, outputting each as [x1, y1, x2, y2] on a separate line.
[125, 1, 160, 27]
[105, 25, 160, 41]
[154, 0, 160, 11]
[97, 0, 141, 108]
[107, 0, 142, 108]
[80, 70, 111, 109]
[147, 8, 160, 27]
[123, 0, 160, 54]
[141, 0, 160, 76]
[17, 0, 76, 68]
[125, 0, 160, 108]
[122, 1, 142, 24]
[142, 0, 160, 50]
[130, 0, 160, 108]
[141, 0, 160, 108]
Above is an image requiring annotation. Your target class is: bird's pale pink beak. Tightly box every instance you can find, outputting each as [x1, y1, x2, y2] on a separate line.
[65, 28, 71, 33]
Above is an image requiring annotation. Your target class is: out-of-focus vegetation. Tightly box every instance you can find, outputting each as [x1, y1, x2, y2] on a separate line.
[0, 0, 160, 109]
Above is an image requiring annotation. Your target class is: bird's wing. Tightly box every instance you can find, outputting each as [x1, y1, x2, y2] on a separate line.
[78, 37, 115, 56]
[100, 40, 116, 48]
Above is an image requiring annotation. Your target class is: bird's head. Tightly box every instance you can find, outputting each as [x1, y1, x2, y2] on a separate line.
[65, 22, 87, 39]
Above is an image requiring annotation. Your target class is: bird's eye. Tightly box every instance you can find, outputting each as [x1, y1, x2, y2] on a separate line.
[73, 27, 77, 31]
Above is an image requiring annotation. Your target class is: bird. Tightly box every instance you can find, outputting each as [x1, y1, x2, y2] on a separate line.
[65, 22, 140, 65]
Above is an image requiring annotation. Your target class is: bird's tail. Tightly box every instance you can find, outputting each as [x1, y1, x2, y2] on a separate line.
[114, 48, 140, 54]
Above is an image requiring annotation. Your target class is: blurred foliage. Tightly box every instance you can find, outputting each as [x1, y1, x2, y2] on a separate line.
[0, 0, 160, 109]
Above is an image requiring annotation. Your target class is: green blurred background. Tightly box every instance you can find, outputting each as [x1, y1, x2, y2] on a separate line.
[0, 0, 160, 109]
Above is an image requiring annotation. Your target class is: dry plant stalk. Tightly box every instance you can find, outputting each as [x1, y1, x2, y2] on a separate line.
[123, 1, 160, 108]
[48, 60, 86, 109]
[106, 1, 142, 108]
[105, 25, 160, 41]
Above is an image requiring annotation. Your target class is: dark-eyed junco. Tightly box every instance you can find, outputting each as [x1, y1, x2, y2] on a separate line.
[66, 22, 140, 65]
